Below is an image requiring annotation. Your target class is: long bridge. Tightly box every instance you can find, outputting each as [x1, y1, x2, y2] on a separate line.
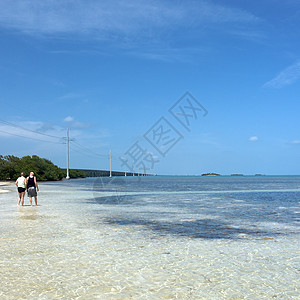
[63, 169, 155, 177]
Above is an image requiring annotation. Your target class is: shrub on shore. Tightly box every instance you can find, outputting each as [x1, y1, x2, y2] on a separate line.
[0, 155, 86, 181]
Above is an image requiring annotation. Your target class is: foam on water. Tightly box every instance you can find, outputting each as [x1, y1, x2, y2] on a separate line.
[0, 176, 299, 299]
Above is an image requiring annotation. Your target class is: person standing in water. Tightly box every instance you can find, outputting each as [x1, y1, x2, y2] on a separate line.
[26, 172, 39, 206]
[15, 172, 26, 206]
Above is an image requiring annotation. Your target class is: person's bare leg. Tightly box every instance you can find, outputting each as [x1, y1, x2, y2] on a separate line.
[29, 197, 33, 207]
[17, 193, 21, 205]
[34, 196, 37, 206]
[21, 192, 25, 206]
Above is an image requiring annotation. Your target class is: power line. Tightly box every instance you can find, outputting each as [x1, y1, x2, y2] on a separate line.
[0, 129, 65, 144]
[69, 145, 100, 158]
[70, 140, 109, 158]
[0, 119, 64, 140]
[0, 117, 117, 171]
[0, 98, 44, 120]
[69, 143, 109, 160]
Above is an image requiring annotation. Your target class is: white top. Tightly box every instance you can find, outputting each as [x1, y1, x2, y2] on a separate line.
[16, 176, 26, 188]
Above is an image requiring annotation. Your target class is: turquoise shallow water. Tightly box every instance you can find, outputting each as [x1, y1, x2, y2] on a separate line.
[0, 176, 299, 299]
[91, 176, 300, 240]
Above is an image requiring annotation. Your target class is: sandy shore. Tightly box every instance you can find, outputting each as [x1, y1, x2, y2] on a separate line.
[0, 181, 13, 193]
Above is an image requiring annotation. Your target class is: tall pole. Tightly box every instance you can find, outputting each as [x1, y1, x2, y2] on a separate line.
[132, 161, 134, 176]
[124, 158, 127, 177]
[66, 128, 70, 180]
[109, 150, 112, 177]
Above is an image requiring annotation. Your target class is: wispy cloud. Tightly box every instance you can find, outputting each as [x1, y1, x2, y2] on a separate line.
[0, 0, 259, 39]
[290, 140, 300, 144]
[58, 93, 84, 100]
[0, 119, 109, 164]
[0, 1, 261, 62]
[0, 121, 65, 142]
[263, 61, 300, 88]
[0, 119, 92, 143]
[227, 29, 265, 43]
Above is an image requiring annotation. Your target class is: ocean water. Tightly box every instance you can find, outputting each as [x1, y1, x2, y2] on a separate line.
[0, 176, 299, 299]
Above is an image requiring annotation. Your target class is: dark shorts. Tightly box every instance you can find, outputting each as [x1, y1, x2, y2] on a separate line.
[18, 187, 25, 193]
[27, 187, 37, 197]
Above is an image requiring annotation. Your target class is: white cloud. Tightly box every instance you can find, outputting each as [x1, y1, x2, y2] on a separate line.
[249, 136, 258, 141]
[0, 0, 259, 39]
[63, 116, 74, 122]
[264, 61, 300, 88]
[71, 121, 91, 129]
[63, 116, 90, 129]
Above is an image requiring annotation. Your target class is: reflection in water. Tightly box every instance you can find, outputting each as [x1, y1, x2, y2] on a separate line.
[17, 206, 39, 220]
[19, 215, 39, 220]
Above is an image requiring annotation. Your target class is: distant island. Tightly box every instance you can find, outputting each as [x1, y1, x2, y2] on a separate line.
[231, 174, 244, 176]
[201, 173, 220, 176]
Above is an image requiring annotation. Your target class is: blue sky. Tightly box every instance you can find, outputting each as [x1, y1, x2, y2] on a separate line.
[0, 0, 300, 175]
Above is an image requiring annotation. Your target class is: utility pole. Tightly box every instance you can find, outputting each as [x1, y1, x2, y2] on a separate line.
[109, 150, 112, 177]
[66, 128, 70, 180]
[132, 161, 134, 176]
[124, 158, 127, 177]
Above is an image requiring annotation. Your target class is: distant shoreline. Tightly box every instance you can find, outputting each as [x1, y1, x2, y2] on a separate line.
[0, 181, 13, 186]
[0, 181, 13, 193]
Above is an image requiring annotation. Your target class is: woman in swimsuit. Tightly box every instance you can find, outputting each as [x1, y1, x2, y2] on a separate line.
[15, 172, 26, 206]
